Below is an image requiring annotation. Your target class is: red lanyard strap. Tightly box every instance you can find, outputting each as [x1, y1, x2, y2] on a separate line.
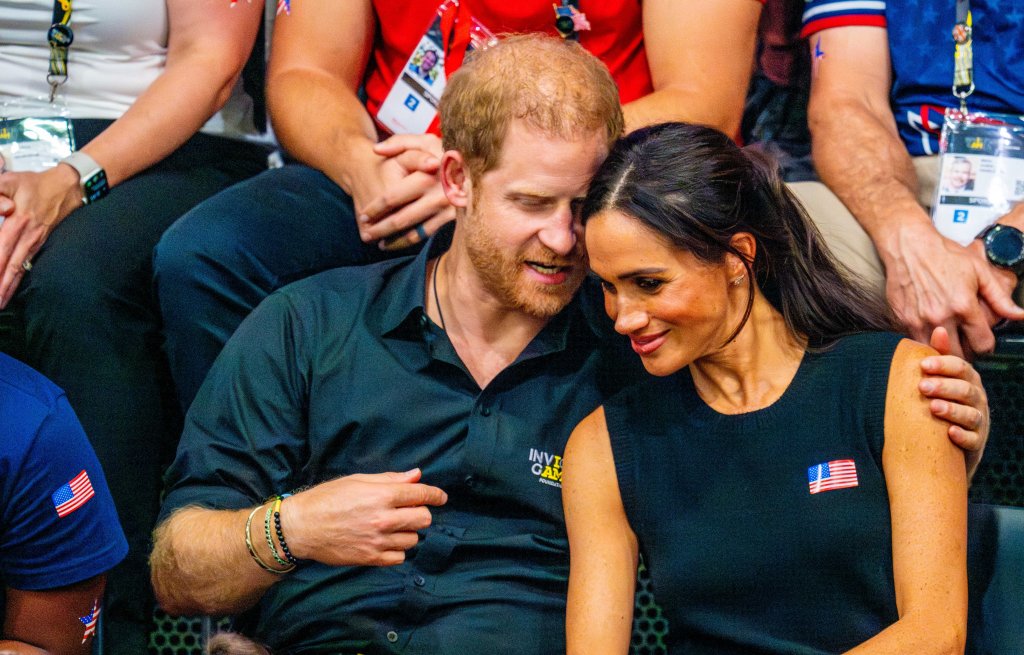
[438, 0, 474, 77]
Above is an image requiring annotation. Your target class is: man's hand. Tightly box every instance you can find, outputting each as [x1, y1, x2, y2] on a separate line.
[352, 134, 455, 251]
[281, 468, 448, 567]
[0, 166, 83, 308]
[883, 222, 1024, 358]
[920, 327, 990, 479]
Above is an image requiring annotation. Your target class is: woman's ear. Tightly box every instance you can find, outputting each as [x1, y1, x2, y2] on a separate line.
[440, 151, 472, 209]
[727, 232, 757, 278]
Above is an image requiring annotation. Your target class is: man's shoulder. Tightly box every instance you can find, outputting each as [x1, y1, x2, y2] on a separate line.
[265, 256, 418, 324]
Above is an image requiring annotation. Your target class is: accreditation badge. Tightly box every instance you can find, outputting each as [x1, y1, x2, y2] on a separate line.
[0, 96, 75, 173]
[931, 110, 1024, 245]
[376, 0, 497, 136]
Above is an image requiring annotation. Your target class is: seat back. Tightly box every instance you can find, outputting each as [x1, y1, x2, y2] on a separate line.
[967, 503, 1024, 654]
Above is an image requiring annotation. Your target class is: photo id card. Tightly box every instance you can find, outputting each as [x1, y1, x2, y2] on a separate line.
[376, 0, 496, 136]
[932, 110, 1024, 245]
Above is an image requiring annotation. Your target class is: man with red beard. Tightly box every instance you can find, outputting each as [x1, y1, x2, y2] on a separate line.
[151, 35, 989, 655]
[151, 36, 632, 654]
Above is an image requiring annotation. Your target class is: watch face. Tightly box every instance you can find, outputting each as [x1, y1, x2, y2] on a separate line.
[985, 225, 1024, 268]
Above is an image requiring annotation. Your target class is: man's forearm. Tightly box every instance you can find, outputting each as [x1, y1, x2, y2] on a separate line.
[266, 67, 379, 195]
[809, 95, 931, 265]
[150, 506, 282, 616]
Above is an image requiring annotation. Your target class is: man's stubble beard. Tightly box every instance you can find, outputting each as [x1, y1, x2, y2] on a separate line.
[462, 206, 588, 319]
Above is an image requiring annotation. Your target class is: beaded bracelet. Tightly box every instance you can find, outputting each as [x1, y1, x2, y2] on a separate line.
[245, 504, 293, 574]
[273, 495, 300, 566]
[263, 500, 294, 568]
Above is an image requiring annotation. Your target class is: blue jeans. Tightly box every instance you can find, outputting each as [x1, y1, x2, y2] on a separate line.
[154, 164, 417, 412]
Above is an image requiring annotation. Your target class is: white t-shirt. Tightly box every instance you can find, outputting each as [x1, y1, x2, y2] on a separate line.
[0, 0, 260, 139]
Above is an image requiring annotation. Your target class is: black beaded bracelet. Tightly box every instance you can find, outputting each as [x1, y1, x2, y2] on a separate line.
[273, 495, 300, 566]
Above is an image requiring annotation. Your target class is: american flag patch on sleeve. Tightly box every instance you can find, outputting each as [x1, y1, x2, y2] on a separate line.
[51, 469, 96, 517]
[807, 459, 859, 494]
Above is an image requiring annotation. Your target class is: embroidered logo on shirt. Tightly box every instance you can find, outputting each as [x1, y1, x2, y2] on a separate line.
[52, 469, 95, 517]
[528, 448, 563, 488]
[79, 598, 100, 643]
[807, 459, 858, 494]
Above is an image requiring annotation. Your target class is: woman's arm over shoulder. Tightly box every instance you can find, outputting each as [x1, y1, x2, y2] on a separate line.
[563, 407, 638, 655]
[845, 339, 967, 655]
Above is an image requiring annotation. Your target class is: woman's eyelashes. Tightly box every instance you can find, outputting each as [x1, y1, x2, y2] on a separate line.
[633, 277, 664, 292]
[596, 276, 665, 294]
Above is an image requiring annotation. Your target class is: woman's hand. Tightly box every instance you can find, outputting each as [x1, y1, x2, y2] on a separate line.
[0, 165, 82, 308]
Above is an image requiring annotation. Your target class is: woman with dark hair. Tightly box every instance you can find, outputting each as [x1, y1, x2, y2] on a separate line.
[563, 123, 968, 654]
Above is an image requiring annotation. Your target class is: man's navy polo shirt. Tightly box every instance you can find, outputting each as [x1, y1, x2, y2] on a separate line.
[162, 226, 638, 654]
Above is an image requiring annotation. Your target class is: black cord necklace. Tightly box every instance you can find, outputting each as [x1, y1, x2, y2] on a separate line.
[432, 255, 448, 332]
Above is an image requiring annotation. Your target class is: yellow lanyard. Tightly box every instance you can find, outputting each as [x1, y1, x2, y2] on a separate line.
[47, 0, 73, 102]
[952, 0, 974, 113]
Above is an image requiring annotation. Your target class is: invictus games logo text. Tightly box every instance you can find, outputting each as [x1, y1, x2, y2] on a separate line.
[528, 448, 562, 488]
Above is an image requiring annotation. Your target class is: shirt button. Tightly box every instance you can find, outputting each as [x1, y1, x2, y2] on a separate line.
[480, 406, 491, 416]
[464, 474, 475, 486]
[413, 574, 426, 586]
[387, 631, 399, 643]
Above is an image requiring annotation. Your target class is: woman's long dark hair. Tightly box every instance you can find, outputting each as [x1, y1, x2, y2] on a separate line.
[581, 122, 896, 346]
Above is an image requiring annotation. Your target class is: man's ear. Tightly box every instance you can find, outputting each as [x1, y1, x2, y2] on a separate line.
[440, 151, 472, 209]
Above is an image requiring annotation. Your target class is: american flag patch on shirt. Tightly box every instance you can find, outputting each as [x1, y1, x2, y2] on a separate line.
[807, 459, 859, 494]
[52, 470, 95, 517]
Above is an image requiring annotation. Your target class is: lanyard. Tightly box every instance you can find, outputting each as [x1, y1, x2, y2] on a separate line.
[952, 0, 974, 113]
[47, 0, 74, 102]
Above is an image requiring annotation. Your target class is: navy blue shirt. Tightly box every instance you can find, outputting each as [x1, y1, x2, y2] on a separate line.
[0, 353, 127, 592]
[802, 0, 1024, 156]
[162, 226, 639, 654]
[606, 333, 904, 654]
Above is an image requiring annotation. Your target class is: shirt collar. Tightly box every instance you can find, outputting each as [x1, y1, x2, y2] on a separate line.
[379, 222, 456, 337]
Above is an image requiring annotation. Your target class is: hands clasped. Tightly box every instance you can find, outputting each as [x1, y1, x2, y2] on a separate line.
[279, 468, 448, 567]
[353, 133, 456, 251]
[884, 222, 1024, 358]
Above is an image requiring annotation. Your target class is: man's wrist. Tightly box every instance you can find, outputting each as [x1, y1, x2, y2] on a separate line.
[875, 217, 942, 269]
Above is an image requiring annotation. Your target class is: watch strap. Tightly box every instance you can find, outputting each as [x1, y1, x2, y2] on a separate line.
[60, 151, 109, 205]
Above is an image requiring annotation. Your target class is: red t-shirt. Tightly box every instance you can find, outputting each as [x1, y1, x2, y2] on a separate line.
[364, 0, 652, 120]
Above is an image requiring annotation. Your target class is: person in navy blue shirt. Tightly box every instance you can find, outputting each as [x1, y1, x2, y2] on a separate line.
[793, 0, 1024, 359]
[0, 352, 127, 653]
